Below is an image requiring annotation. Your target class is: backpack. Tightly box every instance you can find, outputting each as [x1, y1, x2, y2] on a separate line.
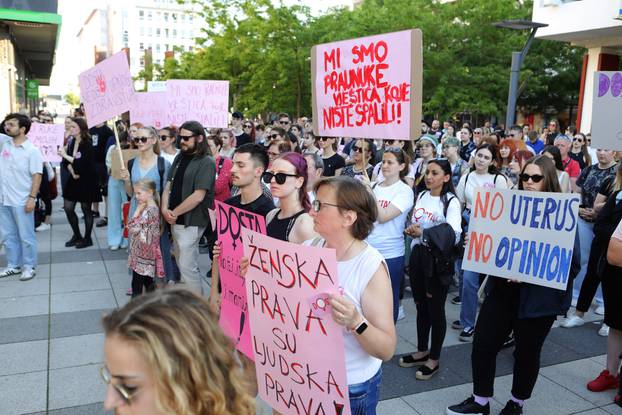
[415, 190, 464, 259]
[128, 156, 166, 195]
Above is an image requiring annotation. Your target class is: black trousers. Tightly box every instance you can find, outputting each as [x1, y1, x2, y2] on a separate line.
[131, 271, 155, 298]
[576, 238, 606, 313]
[409, 245, 450, 361]
[472, 280, 555, 400]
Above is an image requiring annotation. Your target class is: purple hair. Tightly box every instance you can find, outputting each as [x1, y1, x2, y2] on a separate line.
[276, 152, 310, 212]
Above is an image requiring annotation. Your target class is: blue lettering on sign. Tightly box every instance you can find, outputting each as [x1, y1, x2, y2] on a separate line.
[509, 195, 579, 232]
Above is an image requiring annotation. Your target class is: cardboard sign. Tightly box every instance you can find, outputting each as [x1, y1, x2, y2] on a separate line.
[462, 188, 580, 290]
[130, 92, 168, 129]
[311, 29, 423, 140]
[215, 200, 266, 360]
[79, 51, 136, 128]
[591, 71, 622, 150]
[242, 229, 350, 415]
[167, 80, 229, 128]
[110, 149, 139, 179]
[28, 123, 64, 163]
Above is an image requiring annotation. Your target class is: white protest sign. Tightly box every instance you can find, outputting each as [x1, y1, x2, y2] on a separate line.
[167, 80, 229, 128]
[591, 71, 622, 150]
[28, 123, 65, 163]
[462, 188, 580, 290]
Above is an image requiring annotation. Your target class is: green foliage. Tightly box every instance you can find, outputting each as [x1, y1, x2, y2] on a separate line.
[159, 0, 584, 122]
[63, 92, 80, 106]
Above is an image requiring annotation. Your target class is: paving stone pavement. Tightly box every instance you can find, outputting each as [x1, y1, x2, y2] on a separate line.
[0, 207, 620, 414]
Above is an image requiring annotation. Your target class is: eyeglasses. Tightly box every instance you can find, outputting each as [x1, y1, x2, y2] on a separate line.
[178, 134, 196, 141]
[267, 151, 280, 158]
[520, 173, 544, 183]
[442, 144, 456, 149]
[133, 136, 151, 143]
[262, 171, 298, 184]
[353, 146, 366, 153]
[311, 199, 340, 212]
[279, 120, 290, 125]
[99, 366, 138, 406]
[159, 135, 170, 141]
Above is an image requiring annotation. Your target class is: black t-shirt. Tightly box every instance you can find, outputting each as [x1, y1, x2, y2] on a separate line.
[170, 154, 193, 224]
[569, 151, 588, 170]
[89, 125, 114, 163]
[235, 132, 253, 148]
[225, 193, 275, 218]
[322, 153, 346, 177]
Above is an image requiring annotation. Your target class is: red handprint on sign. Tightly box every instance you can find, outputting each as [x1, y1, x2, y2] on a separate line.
[96, 75, 107, 93]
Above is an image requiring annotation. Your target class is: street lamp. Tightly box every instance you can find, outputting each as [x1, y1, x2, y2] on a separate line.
[493, 19, 548, 130]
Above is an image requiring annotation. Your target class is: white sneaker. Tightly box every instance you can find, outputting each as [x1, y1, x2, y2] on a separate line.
[599, 324, 609, 337]
[397, 305, 406, 321]
[561, 315, 585, 328]
[35, 223, 51, 232]
[19, 268, 35, 281]
[0, 267, 21, 278]
[109, 245, 120, 251]
[595, 306, 605, 315]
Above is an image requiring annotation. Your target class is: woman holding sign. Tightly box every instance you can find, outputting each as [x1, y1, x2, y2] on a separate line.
[447, 155, 580, 415]
[308, 176, 396, 414]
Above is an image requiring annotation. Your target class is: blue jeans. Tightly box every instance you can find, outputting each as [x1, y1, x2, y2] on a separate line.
[573, 218, 601, 304]
[459, 209, 479, 330]
[107, 178, 127, 248]
[0, 205, 37, 269]
[160, 225, 176, 283]
[385, 256, 405, 322]
[349, 369, 382, 415]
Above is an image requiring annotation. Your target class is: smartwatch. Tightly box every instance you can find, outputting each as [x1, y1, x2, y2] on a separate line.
[353, 318, 368, 335]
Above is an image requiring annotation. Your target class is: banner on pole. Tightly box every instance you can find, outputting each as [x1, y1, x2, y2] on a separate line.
[242, 229, 351, 415]
[28, 123, 65, 163]
[167, 80, 229, 128]
[462, 188, 580, 290]
[214, 200, 266, 360]
[311, 29, 423, 140]
[591, 71, 622, 150]
[79, 51, 136, 128]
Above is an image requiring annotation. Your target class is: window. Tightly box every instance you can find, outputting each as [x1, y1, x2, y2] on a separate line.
[165, 28, 169, 38]
[147, 11, 152, 20]
[164, 12, 168, 22]
[173, 29, 177, 38]
[147, 27, 152, 36]
[140, 27, 144, 36]
[139, 10, 144, 19]
[172, 13, 177, 21]
[189, 46, 193, 52]
[156, 44, 161, 52]
[139, 42, 144, 51]
[189, 14, 193, 22]
[140, 57, 144, 67]
[181, 14, 185, 22]
[165, 44, 170, 51]
[156, 28, 161, 37]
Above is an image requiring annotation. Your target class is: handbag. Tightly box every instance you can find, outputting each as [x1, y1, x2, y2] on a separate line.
[122, 201, 131, 238]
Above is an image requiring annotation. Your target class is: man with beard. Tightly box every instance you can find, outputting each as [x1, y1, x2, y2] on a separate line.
[227, 143, 274, 215]
[0, 114, 43, 281]
[162, 120, 215, 294]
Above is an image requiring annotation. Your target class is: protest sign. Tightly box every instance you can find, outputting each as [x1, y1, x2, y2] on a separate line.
[462, 188, 580, 290]
[147, 80, 167, 92]
[214, 200, 266, 360]
[591, 71, 622, 150]
[110, 149, 139, 180]
[79, 51, 136, 128]
[130, 92, 168, 129]
[311, 29, 423, 140]
[28, 123, 64, 163]
[242, 229, 350, 415]
[167, 80, 229, 128]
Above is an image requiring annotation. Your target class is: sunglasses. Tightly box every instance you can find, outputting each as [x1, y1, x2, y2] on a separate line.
[520, 173, 544, 183]
[159, 135, 171, 141]
[99, 366, 137, 406]
[279, 120, 290, 125]
[573, 138, 583, 143]
[133, 136, 151, 143]
[353, 146, 367, 153]
[319, 137, 331, 141]
[244, 124, 253, 129]
[178, 134, 196, 141]
[311, 199, 340, 212]
[262, 171, 298, 184]
[268, 134, 279, 140]
[474, 131, 482, 134]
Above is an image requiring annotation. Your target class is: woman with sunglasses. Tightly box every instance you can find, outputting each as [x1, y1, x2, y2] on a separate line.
[441, 137, 469, 188]
[541, 145, 571, 193]
[339, 139, 375, 179]
[308, 176, 396, 414]
[454, 144, 507, 342]
[400, 159, 461, 380]
[366, 149, 414, 323]
[318, 136, 345, 177]
[568, 132, 592, 170]
[157, 126, 179, 165]
[447, 156, 580, 415]
[102, 289, 254, 415]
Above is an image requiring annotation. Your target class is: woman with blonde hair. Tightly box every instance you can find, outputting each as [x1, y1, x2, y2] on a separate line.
[102, 289, 255, 415]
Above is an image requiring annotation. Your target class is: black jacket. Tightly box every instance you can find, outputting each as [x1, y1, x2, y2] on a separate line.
[420, 223, 457, 287]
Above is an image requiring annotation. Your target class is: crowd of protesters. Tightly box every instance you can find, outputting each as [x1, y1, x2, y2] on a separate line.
[1, 109, 622, 415]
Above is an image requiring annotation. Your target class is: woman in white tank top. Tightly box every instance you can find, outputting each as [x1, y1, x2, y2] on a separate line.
[307, 176, 396, 414]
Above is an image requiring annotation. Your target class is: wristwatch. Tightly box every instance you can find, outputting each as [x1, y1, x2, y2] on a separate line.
[353, 318, 368, 335]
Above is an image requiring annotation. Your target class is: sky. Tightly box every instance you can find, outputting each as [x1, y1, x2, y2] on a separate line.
[44, 0, 353, 96]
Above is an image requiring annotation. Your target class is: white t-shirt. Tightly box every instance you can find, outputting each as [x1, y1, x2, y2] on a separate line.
[372, 162, 415, 183]
[612, 218, 622, 242]
[409, 191, 462, 246]
[366, 180, 414, 258]
[160, 149, 179, 165]
[557, 170, 570, 193]
[456, 171, 508, 210]
[304, 239, 386, 385]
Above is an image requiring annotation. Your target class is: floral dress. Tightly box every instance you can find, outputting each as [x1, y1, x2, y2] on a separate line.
[127, 205, 165, 279]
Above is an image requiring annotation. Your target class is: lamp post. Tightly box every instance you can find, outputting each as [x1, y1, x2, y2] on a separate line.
[493, 19, 548, 130]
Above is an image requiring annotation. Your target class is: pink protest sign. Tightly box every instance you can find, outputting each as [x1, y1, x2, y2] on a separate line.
[130, 92, 168, 129]
[311, 29, 423, 140]
[167, 80, 229, 128]
[215, 200, 266, 360]
[242, 229, 351, 415]
[28, 123, 65, 163]
[79, 51, 136, 128]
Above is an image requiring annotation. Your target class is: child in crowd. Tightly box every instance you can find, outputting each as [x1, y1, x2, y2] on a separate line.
[127, 179, 164, 298]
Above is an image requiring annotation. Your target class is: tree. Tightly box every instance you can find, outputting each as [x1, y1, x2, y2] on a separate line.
[63, 92, 80, 106]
